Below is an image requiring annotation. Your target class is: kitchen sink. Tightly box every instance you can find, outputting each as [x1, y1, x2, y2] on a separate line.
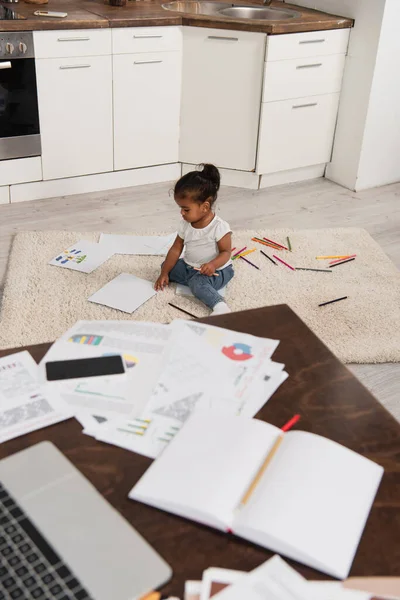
[218, 5, 300, 19]
[162, 1, 301, 20]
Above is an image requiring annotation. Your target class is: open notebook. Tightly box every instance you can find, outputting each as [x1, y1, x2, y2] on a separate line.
[130, 412, 383, 580]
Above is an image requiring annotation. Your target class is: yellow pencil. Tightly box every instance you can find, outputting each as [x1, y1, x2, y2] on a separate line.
[239, 434, 284, 507]
[232, 248, 256, 260]
[316, 255, 351, 260]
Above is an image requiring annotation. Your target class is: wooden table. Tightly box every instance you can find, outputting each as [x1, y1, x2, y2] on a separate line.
[0, 305, 399, 596]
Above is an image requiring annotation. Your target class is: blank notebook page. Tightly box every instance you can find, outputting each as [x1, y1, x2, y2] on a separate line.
[130, 412, 280, 530]
[234, 431, 383, 579]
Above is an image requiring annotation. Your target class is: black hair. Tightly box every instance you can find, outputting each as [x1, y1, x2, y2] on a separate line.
[174, 164, 221, 206]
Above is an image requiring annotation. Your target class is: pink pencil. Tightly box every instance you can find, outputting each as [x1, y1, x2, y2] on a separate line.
[273, 254, 295, 271]
[263, 237, 289, 251]
[233, 246, 246, 257]
[329, 254, 357, 265]
[231, 247, 236, 254]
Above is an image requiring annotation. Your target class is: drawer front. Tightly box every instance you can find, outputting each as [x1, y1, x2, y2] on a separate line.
[263, 54, 346, 102]
[112, 26, 182, 54]
[33, 29, 111, 58]
[266, 29, 350, 61]
[257, 93, 340, 174]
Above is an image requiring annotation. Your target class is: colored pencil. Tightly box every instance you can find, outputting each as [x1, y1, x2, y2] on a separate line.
[232, 248, 256, 260]
[232, 246, 246, 257]
[329, 258, 356, 268]
[329, 254, 357, 265]
[318, 296, 348, 307]
[193, 267, 220, 276]
[231, 247, 236, 254]
[281, 414, 300, 432]
[295, 267, 332, 273]
[168, 302, 198, 318]
[287, 236, 292, 252]
[252, 238, 282, 250]
[273, 255, 295, 271]
[240, 255, 260, 270]
[263, 237, 289, 251]
[239, 434, 284, 506]
[260, 250, 277, 265]
[316, 255, 351, 260]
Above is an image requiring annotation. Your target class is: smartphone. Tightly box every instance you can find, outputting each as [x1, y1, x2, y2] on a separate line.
[45, 355, 125, 381]
[34, 11, 68, 18]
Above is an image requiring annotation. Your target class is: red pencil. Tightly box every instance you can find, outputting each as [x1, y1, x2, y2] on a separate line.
[263, 237, 289, 251]
[281, 414, 300, 432]
[231, 247, 236, 254]
[273, 255, 296, 271]
[329, 254, 356, 265]
[232, 246, 246, 258]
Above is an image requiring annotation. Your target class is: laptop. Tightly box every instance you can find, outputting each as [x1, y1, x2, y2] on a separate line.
[0, 442, 171, 600]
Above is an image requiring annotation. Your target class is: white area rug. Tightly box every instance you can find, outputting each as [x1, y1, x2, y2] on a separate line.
[1, 229, 399, 364]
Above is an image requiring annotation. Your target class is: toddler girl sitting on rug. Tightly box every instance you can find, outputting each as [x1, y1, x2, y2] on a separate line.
[154, 164, 233, 315]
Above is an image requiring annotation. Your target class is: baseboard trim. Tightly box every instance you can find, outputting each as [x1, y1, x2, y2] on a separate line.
[0, 186, 10, 205]
[259, 164, 326, 189]
[10, 163, 181, 204]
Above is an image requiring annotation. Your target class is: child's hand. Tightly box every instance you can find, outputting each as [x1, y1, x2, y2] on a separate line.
[199, 262, 217, 276]
[155, 273, 169, 291]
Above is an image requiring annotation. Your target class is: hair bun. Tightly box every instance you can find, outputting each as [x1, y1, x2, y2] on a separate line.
[200, 164, 220, 191]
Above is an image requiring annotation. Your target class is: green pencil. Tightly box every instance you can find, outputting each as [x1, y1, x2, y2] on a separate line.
[287, 236, 292, 252]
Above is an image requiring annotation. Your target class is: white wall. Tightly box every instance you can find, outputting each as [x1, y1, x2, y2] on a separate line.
[297, 0, 400, 191]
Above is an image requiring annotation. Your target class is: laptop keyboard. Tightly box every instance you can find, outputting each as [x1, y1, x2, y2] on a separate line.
[0, 482, 94, 600]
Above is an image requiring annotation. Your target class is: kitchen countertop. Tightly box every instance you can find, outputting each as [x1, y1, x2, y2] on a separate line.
[0, 0, 353, 34]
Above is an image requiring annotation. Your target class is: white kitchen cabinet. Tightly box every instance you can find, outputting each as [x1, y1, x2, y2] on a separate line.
[113, 51, 181, 171]
[35, 55, 113, 180]
[180, 27, 266, 172]
[257, 93, 340, 174]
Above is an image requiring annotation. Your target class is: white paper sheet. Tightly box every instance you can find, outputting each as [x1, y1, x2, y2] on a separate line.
[98, 321, 283, 459]
[0, 351, 72, 443]
[176, 284, 226, 298]
[49, 240, 114, 274]
[40, 321, 171, 426]
[88, 273, 156, 313]
[99, 232, 176, 256]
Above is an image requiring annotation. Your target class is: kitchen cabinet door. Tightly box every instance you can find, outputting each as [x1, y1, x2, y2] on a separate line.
[257, 93, 340, 174]
[113, 51, 181, 171]
[35, 55, 113, 180]
[180, 27, 266, 172]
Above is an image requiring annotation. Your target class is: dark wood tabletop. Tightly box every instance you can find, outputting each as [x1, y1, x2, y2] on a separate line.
[0, 304, 398, 597]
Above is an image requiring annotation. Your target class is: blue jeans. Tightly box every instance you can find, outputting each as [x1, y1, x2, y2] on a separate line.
[169, 259, 234, 309]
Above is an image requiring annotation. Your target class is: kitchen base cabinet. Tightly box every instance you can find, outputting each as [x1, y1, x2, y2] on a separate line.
[35, 55, 113, 181]
[180, 27, 266, 172]
[113, 51, 181, 171]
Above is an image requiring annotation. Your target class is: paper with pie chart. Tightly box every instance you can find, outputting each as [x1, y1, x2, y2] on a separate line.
[95, 321, 286, 459]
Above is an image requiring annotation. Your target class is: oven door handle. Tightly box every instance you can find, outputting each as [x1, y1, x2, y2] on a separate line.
[0, 62, 12, 70]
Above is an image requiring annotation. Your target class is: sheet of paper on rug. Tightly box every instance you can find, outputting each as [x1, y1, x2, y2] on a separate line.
[99, 232, 177, 255]
[39, 321, 171, 425]
[96, 324, 285, 459]
[88, 273, 156, 314]
[176, 284, 226, 298]
[0, 351, 72, 443]
[49, 239, 114, 274]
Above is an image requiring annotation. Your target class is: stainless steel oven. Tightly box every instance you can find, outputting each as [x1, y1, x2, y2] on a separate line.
[0, 24, 41, 160]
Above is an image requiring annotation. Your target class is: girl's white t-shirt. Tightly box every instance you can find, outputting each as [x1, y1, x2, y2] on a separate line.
[178, 215, 232, 269]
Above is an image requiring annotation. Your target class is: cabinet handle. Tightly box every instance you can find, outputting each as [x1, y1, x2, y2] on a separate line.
[207, 36, 239, 41]
[57, 37, 90, 42]
[134, 60, 163, 65]
[0, 61, 11, 70]
[296, 63, 322, 69]
[292, 102, 318, 109]
[59, 64, 91, 70]
[299, 39, 325, 44]
[133, 34, 163, 39]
